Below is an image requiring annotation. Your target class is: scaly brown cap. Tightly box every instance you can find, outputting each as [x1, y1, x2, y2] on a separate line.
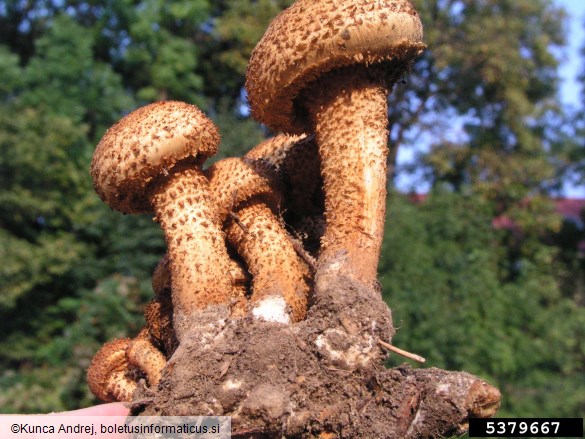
[87, 338, 137, 402]
[91, 101, 220, 213]
[245, 0, 425, 133]
[205, 158, 282, 222]
[244, 133, 306, 168]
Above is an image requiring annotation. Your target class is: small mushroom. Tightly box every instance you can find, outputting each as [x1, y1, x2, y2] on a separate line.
[87, 338, 138, 402]
[245, 134, 323, 220]
[151, 253, 171, 297]
[244, 133, 305, 168]
[88, 332, 167, 403]
[145, 295, 177, 357]
[91, 101, 237, 340]
[206, 158, 311, 323]
[246, 0, 425, 285]
[125, 329, 167, 388]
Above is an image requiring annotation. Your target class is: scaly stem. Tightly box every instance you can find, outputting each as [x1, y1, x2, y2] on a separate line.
[304, 66, 390, 285]
[226, 199, 310, 323]
[151, 168, 236, 340]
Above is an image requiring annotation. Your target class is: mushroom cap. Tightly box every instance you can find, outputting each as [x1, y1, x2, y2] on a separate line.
[244, 133, 306, 168]
[87, 338, 134, 402]
[91, 101, 220, 214]
[205, 157, 282, 222]
[245, 0, 425, 133]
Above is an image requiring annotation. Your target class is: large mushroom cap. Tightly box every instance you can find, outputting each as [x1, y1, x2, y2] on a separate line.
[245, 0, 425, 133]
[91, 100, 220, 214]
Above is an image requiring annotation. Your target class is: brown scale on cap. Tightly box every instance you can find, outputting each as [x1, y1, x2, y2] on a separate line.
[87, 338, 138, 402]
[246, 134, 323, 220]
[246, 0, 425, 285]
[206, 158, 311, 323]
[91, 101, 237, 341]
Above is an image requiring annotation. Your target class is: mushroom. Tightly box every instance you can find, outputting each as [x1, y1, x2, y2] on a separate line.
[88, 332, 166, 402]
[91, 101, 237, 340]
[246, 0, 425, 285]
[151, 253, 171, 298]
[206, 157, 311, 323]
[245, 134, 323, 220]
[87, 338, 139, 402]
[125, 329, 167, 388]
[145, 296, 177, 357]
[244, 133, 305, 168]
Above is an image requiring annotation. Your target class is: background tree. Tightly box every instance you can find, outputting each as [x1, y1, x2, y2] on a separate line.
[380, 191, 585, 418]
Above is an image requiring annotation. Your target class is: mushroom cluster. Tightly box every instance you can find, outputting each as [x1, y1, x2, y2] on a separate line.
[87, 0, 426, 404]
[86, 1, 502, 437]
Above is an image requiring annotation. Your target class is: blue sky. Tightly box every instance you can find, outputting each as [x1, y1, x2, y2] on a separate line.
[554, 0, 584, 196]
[555, 0, 584, 108]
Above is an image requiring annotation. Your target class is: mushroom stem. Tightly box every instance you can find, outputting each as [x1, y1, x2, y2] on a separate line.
[151, 168, 236, 339]
[303, 66, 391, 285]
[207, 158, 311, 323]
[126, 329, 167, 387]
[225, 199, 310, 323]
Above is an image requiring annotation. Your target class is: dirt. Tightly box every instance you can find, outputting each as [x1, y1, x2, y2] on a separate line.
[131, 260, 500, 438]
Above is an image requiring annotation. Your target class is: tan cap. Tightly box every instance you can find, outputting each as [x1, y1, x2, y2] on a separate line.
[91, 101, 220, 213]
[244, 133, 306, 167]
[87, 338, 136, 402]
[246, 0, 425, 133]
[205, 157, 282, 222]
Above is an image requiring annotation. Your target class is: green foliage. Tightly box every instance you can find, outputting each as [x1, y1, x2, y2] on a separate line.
[381, 192, 585, 417]
[398, 0, 565, 201]
[214, 0, 293, 77]
[0, 6, 166, 412]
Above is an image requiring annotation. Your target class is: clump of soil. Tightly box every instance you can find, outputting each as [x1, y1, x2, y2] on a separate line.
[132, 262, 500, 438]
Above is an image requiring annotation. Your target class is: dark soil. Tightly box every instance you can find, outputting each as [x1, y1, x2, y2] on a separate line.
[132, 260, 500, 438]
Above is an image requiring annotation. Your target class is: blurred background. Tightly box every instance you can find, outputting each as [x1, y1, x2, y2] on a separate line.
[0, 0, 583, 420]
